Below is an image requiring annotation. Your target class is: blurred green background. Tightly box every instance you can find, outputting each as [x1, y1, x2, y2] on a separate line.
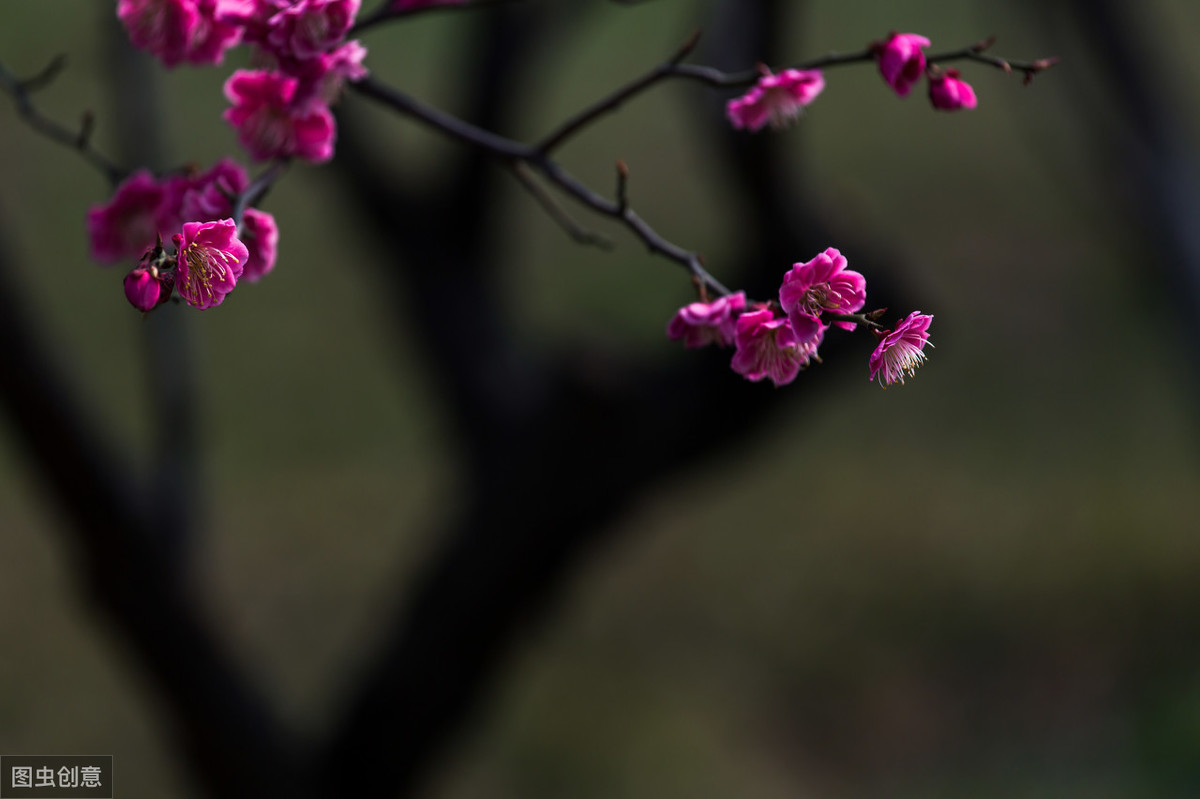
[3, 1, 1200, 796]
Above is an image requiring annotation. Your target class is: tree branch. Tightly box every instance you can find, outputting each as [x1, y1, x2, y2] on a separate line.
[0, 56, 125, 185]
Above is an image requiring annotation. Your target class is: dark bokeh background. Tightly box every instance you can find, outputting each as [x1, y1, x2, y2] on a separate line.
[3, 1, 1200, 796]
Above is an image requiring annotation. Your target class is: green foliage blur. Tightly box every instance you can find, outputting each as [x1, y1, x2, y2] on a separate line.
[2, 1, 1200, 796]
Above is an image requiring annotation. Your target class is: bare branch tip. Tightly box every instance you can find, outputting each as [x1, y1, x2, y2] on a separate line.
[671, 29, 702, 65]
[24, 54, 67, 91]
[973, 35, 996, 53]
[78, 110, 94, 147]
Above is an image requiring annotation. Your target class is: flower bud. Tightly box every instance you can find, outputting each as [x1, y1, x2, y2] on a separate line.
[124, 265, 173, 312]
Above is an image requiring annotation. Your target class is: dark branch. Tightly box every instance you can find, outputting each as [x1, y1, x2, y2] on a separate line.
[0, 56, 125, 185]
[350, 0, 521, 36]
[510, 161, 613, 249]
[349, 75, 731, 296]
[535, 29, 700, 154]
[350, 31, 1053, 302]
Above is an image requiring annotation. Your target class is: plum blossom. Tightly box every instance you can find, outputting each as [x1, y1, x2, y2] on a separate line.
[875, 32, 930, 97]
[179, 158, 250, 221]
[730, 308, 821, 387]
[261, 0, 361, 61]
[240, 208, 279, 281]
[928, 68, 978, 111]
[778, 247, 866, 342]
[282, 39, 369, 112]
[86, 170, 167, 263]
[187, 0, 245, 64]
[174, 219, 248, 308]
[117, 0, 241, 67]
[868, 311, 933, 387]
[727, 69, 825, 132]
[223, 69, 336, 162]
[667, 292, 746, 349]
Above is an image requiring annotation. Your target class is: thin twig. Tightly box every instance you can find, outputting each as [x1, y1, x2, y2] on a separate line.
[0, 57, 125, 185]
[350, 33, 1054, 300]
[615, 161, 629, 214]
[510, 162, 613, 249]
[927, 37, 1060, 83]
[351, 0, 518, 36]
[350, 76, 732, 296]
[232, 159, 290, 228]
[535, 30, 700, 154]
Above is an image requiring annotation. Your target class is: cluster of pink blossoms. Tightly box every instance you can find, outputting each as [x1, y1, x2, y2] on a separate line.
[667, 248, 933, 388]
[90, 159, 278, 309]
[98, 0, 396, 311]
[217, 0, 372, 162]
[726, 31, 976, 132]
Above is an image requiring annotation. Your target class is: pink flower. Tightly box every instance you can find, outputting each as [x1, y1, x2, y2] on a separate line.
[868, 311, 933, 387]
[223, 69, 336, 162]
[179, 158, 250, 221]
[123, 264, 174, 312]
[155, 173, 194, 236]
[263, 0, 361, 61]
[928, 68, 978, 111]
[184, 0, 243, 64]
[240, 208, 279, 281]
[875, 32, 930, 97]
[726, 69, 825, 132]
[118, 0, 196, 67]
[216, 0, 276, 46]
[87, 170, 166, 264]
[730, 308, 821, 387]
[282, 39, 369, 112]
[667, 292, 746, 349]
[778, 247, 867, 342]
[173, 219, 248, 308]
[117, 0, 240, 67]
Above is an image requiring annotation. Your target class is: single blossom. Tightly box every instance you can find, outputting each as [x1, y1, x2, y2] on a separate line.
[928, 68, 978, 111]
[262, 0, 361, 61]
[868, 311, 933, 387]
[179, 158, 250, 222]
[223, 69, 336, 162]
[87, 170, 167, 264]
[174, 218, 248, 308]
[778, 247, 867, 342]
[726, 69, 825, 132]
[240, 208, 279, 281]
[875, 32, 930, 97]
[216, 0, 276, 46]
[667, 292, 746, 349]
[282, 39, 369, 112]
[184, 0, 243, 64]
[117, 0, 240, 67]
[730, 308, 821, 387]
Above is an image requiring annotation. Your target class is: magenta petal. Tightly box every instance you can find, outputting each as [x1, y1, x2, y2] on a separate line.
[726, 69, 825, 133]
[877, 33, 931, 97]
[730, 308, 817, 387]
[175, 218, 249, 309]
[87, 169, 165, 263]
[666, 292, 746, 349]
[241, 208, 279, 282]
[868, 311, 933, 386]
